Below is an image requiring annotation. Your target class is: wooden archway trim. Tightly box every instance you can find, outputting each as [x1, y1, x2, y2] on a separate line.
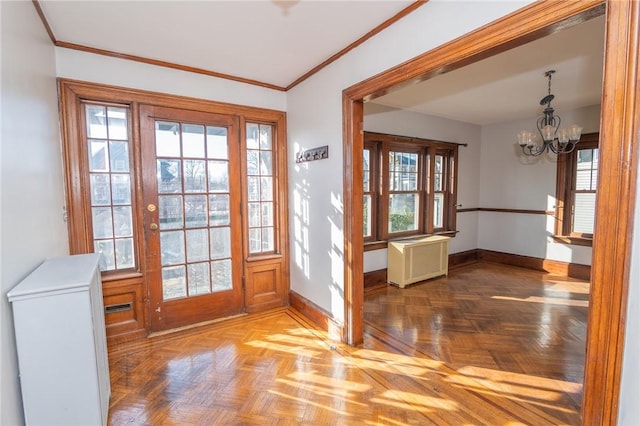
[583, 1, 639, 423]
[342, 1, 638, 424]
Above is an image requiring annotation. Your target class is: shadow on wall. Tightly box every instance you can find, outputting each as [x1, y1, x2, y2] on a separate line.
[293, 176, 311, 280]
[328, 191, 345, 316]
[292, 141, 345, 322]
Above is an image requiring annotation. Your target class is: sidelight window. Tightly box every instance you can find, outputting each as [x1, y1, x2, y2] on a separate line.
[246, 123, 275, 254]
[85, 104, 136, 272]
[363, 143, 378, 241]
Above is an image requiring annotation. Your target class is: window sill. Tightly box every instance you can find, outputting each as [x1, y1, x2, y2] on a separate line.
[364, 241, 388, 251]
[246, 253, 283, 262]
[101, 271, 143, 283]
[552, 235, 593, 247]
[364, 231, 458, 252]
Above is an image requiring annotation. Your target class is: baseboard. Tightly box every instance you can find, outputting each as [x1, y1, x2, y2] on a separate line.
[363, 248, 590, 283]
[289, 290, 344, 341]
[449, 249, 481, 270]
[106, 329, 148, 347]
[364, 269, 387, 288]
[478, 249, 591, 281]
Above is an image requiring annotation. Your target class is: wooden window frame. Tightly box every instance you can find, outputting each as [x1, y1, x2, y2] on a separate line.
[244, 121, 277, 257]
[554, 132, 599, 247]
[364, 131, 458, 247]
[363, 142, 378, 243]
[83, 102, 139, 276]
[433, 148, 457, 233]
[239, 115, 289, 264]
[381, 143, 424, 240]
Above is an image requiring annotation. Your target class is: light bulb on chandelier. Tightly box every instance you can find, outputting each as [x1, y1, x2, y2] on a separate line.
[518, 70, 583, 157]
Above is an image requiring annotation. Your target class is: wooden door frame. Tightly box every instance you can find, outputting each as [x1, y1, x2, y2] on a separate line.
[59, 79, 290, 341]
[139, 105, 244, 332]
[342, 1, 638, 425]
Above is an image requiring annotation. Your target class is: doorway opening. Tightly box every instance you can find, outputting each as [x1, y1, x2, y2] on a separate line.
[342, 1, 637, 424]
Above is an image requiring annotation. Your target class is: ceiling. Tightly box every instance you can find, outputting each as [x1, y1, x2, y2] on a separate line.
[38, 2, 605, 125]
[38, 0, 415, 89]
[369, 15, 606, 125]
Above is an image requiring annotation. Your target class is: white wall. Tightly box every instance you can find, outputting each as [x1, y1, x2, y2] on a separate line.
[286, 0, 531, 323]
[478, 105, 600, 264]
[55, 48, 287, 112]
[362, 103, 481, 272]
[1, 2, 70, 424]
[618, 149, 640, 425]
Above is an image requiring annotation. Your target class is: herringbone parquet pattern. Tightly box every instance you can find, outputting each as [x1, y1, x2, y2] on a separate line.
[365, 261, 588, 424]
[107, 262, 586, 425]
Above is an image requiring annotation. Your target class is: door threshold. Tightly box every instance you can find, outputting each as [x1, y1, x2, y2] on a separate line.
[148, 313, 249, 338]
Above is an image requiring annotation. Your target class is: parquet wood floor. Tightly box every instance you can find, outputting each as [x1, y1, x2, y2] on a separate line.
[365, 261, 588, 425]
[108, 262, 586, 426]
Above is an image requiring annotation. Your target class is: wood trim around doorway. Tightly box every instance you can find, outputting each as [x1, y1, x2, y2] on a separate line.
[343, 1, 637, 425]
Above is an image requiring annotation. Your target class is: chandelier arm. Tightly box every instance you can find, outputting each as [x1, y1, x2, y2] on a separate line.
[558, 141, 578, 154]
[536, 116, 546, 142]
[522, 144, 546, 157]
[548, 139, 579, 155]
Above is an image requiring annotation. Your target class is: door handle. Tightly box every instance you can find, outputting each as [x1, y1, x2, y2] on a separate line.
[149, 223, 158, 231]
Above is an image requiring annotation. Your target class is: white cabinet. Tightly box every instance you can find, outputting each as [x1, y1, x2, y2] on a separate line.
[387, 235, 450, 288]
[8, 254, 110, 426]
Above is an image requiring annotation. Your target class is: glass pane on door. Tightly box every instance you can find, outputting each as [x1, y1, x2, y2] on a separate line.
[155, 122, 233, 301]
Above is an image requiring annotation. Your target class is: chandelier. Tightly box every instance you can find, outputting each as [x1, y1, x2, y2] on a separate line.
[517, 70, 582, 156]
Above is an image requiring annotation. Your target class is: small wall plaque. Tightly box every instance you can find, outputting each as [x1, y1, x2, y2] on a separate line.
[296, 145, 328, 163]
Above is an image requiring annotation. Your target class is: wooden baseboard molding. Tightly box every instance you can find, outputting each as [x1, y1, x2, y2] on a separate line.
[362, 249, 590, 283]
[449, 249, 481, 270]
[478, 249, 591, 281]
[106, 329, 148, 347]
[364, 269, 387, 288]
[289, 291, 344, 341]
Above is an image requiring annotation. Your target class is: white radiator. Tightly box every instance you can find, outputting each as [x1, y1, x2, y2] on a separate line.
[387, 235, 450, 288]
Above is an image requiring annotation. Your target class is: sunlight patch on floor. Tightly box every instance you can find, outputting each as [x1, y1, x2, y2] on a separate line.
[338, 352, 433, 376]
[244, 339, 321, 357]
[446, 382, 580, 416]
[457, 365, 583, 393]
[377, 389, 459, 411]
[439, 365, 583, 414]
[267, 389, 352, 416]
[364, 416, 416, 425]
[264, 332, 328, 348]
[367, 397, 435, 413]
[446, 374, 565, 401]
[286, 326, 331, 339]
[492, 295, 588, 307]
[351, 348, 444, 369]
[287, 370, 372, 393]
[276, 377, 369, 404]
[543, 280, 590, 294]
